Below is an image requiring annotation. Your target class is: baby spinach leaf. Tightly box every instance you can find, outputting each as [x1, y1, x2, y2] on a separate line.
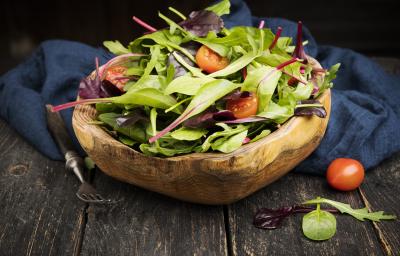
[257, 101, 294, 124]
[257, 68, 282, 112]
[205, 0, 231, 16]
[179, 10, 224, 37]
[140, 142, 195, 157]
[184, 110, 235, 128]
[302, 204, 337, 241]
[103, 40, 130, 55]
[149, 79, 239, 142]
[250, 129, 271, 142]
[98, 112, 147, 143]
[118, 135, 137, 146]
[211, 130, 247, 153]
[113, 88, 181, 114]
[201, 124, 247, 152]
[303, 198, 397, 221]
[292, 82, 313, 100]
[127, 75, 167, 92]
[164, 75, 213, 95]
[170, 127, 208, 141]
[208, 51, 259, 78]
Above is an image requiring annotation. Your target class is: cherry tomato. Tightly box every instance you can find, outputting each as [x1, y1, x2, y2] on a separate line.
[326, 158, 365, 191]
[105, 66, 128, 90]
[226, 92, 258, 119]
[195, 45, 229, 73]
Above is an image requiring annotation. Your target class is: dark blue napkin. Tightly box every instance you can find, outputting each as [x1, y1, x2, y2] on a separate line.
[1, 0, 399, 175]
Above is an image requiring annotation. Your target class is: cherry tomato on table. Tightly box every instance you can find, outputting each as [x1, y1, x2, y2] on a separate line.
[326, 158, 365, 191]
[196, 45, 229, 73]
[226, 92, 258, 119]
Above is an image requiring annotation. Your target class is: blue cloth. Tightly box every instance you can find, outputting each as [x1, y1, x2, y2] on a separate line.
[1, 0, 399, 175]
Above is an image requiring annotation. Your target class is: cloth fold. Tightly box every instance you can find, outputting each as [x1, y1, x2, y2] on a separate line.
[1, 0, 399, 175]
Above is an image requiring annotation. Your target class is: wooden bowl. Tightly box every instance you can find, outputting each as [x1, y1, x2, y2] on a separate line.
[72, 58, 331, 205]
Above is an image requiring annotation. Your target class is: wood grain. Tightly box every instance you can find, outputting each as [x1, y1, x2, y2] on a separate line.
[0, 119, 86, 256]
[227, 173, 385, 256]
[72, 58, 331, 204]
[80, 171, 227, 256]
[358, 153, 400, 255]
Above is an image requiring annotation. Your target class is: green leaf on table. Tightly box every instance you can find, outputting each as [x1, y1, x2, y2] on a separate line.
[303, 197, 397, 221]
[302, 204, 337, 241]
[103, 40, 130, 55]
[171, 127, 208, 141]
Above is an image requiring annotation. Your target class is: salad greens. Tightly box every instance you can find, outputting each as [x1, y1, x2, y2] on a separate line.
[254, 197, 396, 241]
[51, 0, 340, 157]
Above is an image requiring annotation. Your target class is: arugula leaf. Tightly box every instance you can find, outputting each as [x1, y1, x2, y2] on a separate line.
[171, 127, 208, 141]
[316, 63, 340, 97]
[103, 40, 130, 55]
[303, 198, 397, 221]
[205, 0, 231, 16]
[302, 204, 337, 241]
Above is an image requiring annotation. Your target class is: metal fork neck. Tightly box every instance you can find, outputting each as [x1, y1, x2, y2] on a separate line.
[65, 151, 85, 184]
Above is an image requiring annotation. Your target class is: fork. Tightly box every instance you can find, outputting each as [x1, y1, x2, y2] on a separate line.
[46, 105, 112, 204]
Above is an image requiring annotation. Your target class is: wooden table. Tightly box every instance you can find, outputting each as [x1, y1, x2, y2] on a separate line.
[0, 58, 399, 256]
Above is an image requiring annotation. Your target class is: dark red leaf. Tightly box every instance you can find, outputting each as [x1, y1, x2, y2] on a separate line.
[179, 10, 224, 37]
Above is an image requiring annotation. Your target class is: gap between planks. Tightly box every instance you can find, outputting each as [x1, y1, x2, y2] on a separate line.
[357, 188, 394, 256]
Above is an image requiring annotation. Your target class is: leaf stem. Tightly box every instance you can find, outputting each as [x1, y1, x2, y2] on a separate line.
[50, 98, 112, 112]
[132, 16, 157, 32]
[269, 26, 282, 50]
[258, 20, 265, 29]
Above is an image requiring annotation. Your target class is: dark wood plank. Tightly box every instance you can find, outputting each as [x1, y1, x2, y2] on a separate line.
[357, 58, 400, 255]
[358, 152, 400, 255]
[0, 119, 86, 256]
[227, 173, 384, 256]
[80, 171, 227, 256]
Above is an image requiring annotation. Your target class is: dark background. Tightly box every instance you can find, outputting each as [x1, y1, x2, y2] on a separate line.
[1, 0, 399, 75]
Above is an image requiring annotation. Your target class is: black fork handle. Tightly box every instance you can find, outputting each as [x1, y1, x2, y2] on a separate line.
[45, 105, 85, 183]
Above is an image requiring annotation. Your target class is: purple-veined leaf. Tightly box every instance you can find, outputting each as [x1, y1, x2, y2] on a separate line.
[179, 10, 224, 37]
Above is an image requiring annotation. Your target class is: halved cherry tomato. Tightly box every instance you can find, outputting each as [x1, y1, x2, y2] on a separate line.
[196, 45, 229, 73]
[105, 66, 128, 90]
[226, 92, 258, 119]
[326, 158, 365, 191]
